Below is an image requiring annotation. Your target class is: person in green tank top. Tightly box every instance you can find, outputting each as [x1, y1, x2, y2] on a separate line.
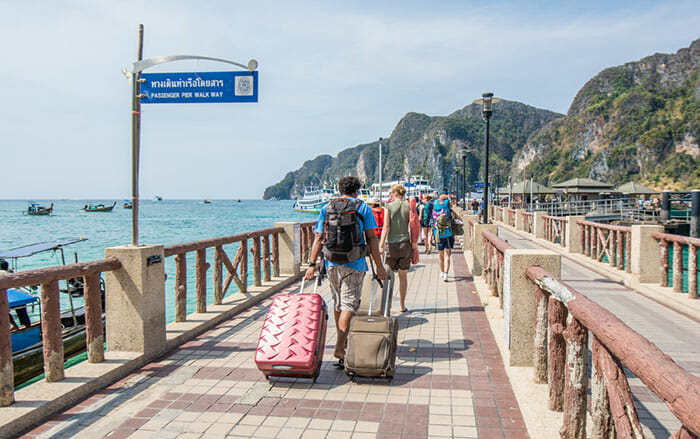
[379, 184, 417, 313]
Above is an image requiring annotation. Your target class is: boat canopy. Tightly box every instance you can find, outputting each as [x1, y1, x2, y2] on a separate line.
[0, 237, 87, 259]
[7, 289, 39, 308]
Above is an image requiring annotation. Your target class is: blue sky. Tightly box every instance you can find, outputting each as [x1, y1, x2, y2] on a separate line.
[2, 0, 699, 199]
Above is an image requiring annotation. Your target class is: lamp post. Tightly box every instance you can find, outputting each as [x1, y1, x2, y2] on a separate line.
[453, 167, 461, 203]
[473, 93, 501, 224]
[458, 149, 468, 209]
[377, 137, 383, 205]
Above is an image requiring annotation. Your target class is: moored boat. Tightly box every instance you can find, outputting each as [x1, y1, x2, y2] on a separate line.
[293, 186, 335, 213]
[26, 202, 53, 216]
[82, 202, 116, 212]
[123, 200, 133, 209]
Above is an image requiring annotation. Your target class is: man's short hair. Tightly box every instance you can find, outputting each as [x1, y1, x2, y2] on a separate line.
[338, 176, 362, 196]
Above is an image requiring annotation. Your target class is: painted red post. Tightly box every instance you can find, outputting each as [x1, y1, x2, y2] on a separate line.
[579, 223, 585, 257]
[253, 236, 261, 286]
[213, 246, 223, 305]
[673, 241, 683, 293]
[661, 240, 669, 287]
[84, 273, 104, 363]
[585, 224, 591, 257]
[175, 253, 187, 321]
[272, 232, 280, 277]
[533, 285, 548, 384]
[548, 296, 567, 411]
[196, 249, 208, 313]
[263, 234, 271, 282]
[689, 244, 697, 300]
[41, 280, 64, 382]
[560, 317, 588, 439]
[0, 284, 14, 406]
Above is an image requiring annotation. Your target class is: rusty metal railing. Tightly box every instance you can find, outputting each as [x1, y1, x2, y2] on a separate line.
[522, 211, 534, 234]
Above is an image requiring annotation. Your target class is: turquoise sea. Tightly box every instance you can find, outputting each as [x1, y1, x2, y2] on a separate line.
[1, 199, 316, 323]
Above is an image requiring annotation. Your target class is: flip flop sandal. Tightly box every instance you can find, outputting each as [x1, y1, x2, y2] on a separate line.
[333, 359, 345, 370]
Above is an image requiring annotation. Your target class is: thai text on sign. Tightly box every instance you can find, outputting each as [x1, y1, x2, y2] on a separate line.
[140, 71, 258, 104]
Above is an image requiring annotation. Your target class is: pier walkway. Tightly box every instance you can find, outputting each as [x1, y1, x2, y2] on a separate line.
[498, 226, 700, 438]
[15, 247, 529, 439]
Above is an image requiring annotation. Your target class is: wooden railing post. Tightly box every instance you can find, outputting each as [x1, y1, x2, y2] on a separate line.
[591, 337, 615, 438]
[0, 284, 14, 406]
[689, 244, 697, 300]
[84, 273, 104, 363]
[533, 285, 548, 384]
[616, 230, 624, 270]
[548, 296, 567, 411]
[673, 241, 683, 292]
[241, 239, 248, 292]
[41, 280, 64, 382]
[661, 240, 669, 287]
[196, 249, 208, 313]
[175, 253, 187, 321]
[213, 246, 223, 305]
[263, 234, 271, 282]
[561, 317, 588, 439]
[253, 236, 261, 286]
[272, 232, 280, 277]
[625, 231, 632, 273]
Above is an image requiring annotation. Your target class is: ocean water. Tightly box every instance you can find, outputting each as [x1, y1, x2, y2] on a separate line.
[1, 199, 316, 322]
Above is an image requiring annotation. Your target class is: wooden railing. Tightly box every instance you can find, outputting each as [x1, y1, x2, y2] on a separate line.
[506, 208, 516, 227]
[578, 219, 632, 273]
[299, 221, 316, 264]
[543, 215, 566, 246]
[526, 266, 700, 439]
[163, 226, 282, 321]
[482, 230, 514, 309]
[0, 258, 122, 405]
[522, 211, 534, 234]
[652, 232, 699, 299]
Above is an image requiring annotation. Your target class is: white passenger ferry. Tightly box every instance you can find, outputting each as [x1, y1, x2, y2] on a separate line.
[293, 186, 336, 213]
[371, 176, 435, 202]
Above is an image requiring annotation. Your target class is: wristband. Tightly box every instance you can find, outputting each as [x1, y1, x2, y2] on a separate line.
[309, 262, 316, 267]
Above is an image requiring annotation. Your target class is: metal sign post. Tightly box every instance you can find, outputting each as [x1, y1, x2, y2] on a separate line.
[126, 24, 258, 246]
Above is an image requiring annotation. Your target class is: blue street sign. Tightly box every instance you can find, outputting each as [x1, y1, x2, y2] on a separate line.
[473, 182, 491, 188]
[140, 71, 258, 104]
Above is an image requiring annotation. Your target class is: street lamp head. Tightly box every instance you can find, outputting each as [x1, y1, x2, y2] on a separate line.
[247, 59, 259, 72]
[472, 93, 502, 121]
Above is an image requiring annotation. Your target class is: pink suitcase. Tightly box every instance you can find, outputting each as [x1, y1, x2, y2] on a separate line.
[255, 278, 328, 381]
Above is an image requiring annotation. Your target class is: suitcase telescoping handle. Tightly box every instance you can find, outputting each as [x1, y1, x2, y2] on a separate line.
[368, 255, 391, 316]
[298, 274, 319, 295]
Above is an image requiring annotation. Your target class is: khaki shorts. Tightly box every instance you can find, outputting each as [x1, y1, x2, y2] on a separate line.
[385, 240, 412, 271]
[327, 265, 366, 313]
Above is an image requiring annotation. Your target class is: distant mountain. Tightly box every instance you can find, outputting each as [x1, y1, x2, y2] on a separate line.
[263, 101, 561, 199]
[515, 38, 700, 189]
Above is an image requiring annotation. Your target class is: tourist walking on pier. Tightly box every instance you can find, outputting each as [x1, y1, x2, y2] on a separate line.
[379, 184, 416, 313]
[420, 195, 434, 254]
[433, 193, 455, 282]
[305, 176, 387, 368]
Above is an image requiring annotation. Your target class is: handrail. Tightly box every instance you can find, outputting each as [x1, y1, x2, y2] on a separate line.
[481, 230, 514, 308]
[542, 215, 566, 246]
[164, 227, 283, 257]
[577, 219, 631, 233]
[526, 266, 700, 437]
[652, 231, 699, 299]
[577, 220, 632, 272]
[164, 226, 284, 321]
[0, 257, 123, 404]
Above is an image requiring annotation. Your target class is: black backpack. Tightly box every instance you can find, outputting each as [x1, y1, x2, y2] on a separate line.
[322, 198, 369, 264]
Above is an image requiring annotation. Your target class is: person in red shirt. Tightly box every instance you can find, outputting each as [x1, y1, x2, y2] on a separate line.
[368, 198, 384, 238]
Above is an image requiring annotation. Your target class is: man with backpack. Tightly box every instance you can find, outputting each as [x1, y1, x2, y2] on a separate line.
[305, 176, 388, 368]
[432, 192, 455, 282]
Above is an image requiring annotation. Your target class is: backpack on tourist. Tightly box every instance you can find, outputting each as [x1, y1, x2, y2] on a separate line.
[433, 201, 452, 238]
[371, 206, 384, 238]
[420, 200, 434, 227]
[322, 198, 369, 264]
